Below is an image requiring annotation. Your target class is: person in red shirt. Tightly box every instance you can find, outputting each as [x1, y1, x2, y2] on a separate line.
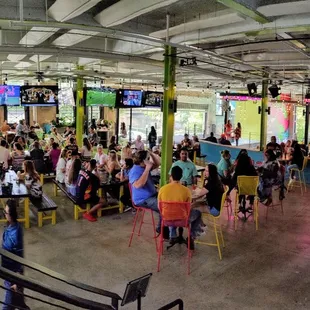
[224, 120, 232, 140]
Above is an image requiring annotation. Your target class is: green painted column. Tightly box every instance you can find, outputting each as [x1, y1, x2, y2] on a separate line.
[160, 45, 176, 187]
[260, 78, 268, 150]
[76, 66, 84, 148]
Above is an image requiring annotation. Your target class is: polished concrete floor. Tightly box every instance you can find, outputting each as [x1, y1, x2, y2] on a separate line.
[0, 183, 310, 310]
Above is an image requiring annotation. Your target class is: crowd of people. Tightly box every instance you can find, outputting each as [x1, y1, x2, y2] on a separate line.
[0, 119, 307, 257]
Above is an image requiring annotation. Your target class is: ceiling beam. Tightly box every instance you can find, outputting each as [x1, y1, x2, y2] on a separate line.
[95, 0, 180, 27]
[0, 45, 164, 67]
[216, 0, 269, 23]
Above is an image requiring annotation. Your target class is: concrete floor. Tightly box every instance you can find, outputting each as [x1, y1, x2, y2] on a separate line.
[0, 183, 310, 310]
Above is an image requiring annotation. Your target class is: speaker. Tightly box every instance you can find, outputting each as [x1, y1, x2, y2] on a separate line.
[268, 85, 280, 98]
[247, 83, 257, 96]
[160, 99, 177, 113]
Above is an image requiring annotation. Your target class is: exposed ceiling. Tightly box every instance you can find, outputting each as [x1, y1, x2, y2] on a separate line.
[0, 0, 310, 95]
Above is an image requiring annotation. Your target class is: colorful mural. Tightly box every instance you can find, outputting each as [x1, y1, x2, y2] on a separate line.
[267, 102, 290, 142]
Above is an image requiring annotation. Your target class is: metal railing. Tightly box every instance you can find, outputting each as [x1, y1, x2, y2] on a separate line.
[158, 299, 184, 310]
[0, 249, 122, 309]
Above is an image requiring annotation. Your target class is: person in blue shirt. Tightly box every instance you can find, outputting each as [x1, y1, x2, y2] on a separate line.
[169, 148, 198, 186]
[217, 150, 232, 185]
[2, 199, 29, 310]
[129, 150, 161, 230]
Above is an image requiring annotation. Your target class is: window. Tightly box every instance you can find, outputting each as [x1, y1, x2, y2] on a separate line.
[88, 106, 100, 121]
[59, 105, 74, 126]
[7, 106, 25, 124]
[295, 106, 305, 142]
[119, 108, 206, 143]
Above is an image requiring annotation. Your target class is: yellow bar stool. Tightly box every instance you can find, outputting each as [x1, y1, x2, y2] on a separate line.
[234, 176, 259, 231]
[195, 186, 229, 260]
[288, 157, 308, 195]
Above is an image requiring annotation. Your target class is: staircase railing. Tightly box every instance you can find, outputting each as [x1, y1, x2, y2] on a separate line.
[158, 299, 184, 310]
[0, 249, 122, 309]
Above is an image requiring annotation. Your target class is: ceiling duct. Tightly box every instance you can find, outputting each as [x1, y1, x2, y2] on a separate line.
[48, 0, 101, 22]
[95, 0, 180, 27]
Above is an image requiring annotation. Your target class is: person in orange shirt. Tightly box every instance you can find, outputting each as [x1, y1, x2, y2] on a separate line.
[158, 166, 204, 250]
[224, 120, 232, 140]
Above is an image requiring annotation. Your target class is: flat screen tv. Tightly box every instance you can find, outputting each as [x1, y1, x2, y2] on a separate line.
[58, 87, 75, 106]
[144, 91, 163, 107]
[0, 85, 20, 106]
[117, 89, 144, 108]
[86, 87, 116, 107]
[21, 85, 58, 106]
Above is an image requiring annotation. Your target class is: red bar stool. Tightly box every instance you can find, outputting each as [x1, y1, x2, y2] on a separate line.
[128, 185, 158, 253]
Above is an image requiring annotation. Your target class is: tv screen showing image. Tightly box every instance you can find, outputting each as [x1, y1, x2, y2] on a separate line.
[21, 85, 58, 106]
[86, 87, 116, 107]
[58, 88, 75, 106]
[119, 90, 143, 108]
[144, 91, 163, 107]
[0, 85, 20, 106]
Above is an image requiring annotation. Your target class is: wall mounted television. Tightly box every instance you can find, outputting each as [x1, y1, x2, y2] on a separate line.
[144, 91, 163, 108]
[58, 87, 75, 106]
[0, 85, 20, 106]
[116, 89, 144, 108]
[21, 85, 58, 106]
[85, 87, 116, 107]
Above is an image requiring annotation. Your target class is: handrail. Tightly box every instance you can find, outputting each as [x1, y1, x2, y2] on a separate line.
[0, 267, 114, 310]
[0, 249, 122, 305]
[158, 299, 184, 310]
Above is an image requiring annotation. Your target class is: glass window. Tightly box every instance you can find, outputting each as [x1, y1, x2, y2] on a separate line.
[295, 106, 305, 142]
[7, 106, 25, 124]
[59, 105, 75, 126]
[119, 108, 206, 144]
[175, 109, 205, 138]
[88, 106, 100, 122]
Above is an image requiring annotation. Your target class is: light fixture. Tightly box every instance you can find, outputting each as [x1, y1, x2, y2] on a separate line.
[187, 81, 190, 88]
[7, 54, 27, 62]
[19, 27, 59, 46]
[14, 62, 32, 69]
[52, 30, 99, 47]
[247, 83, 257, 96]
[29, 55, 53, 62]
[269, 85, 280, 98]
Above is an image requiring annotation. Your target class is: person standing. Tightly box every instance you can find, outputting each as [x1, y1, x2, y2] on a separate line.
[234, 122, 242, 146]
[224, 120, 232, 140]
[148, 126, 157, 150]
[2, 199, 30, 310]
[15, 120, 25, 138]
[120, 122, 127, 138]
